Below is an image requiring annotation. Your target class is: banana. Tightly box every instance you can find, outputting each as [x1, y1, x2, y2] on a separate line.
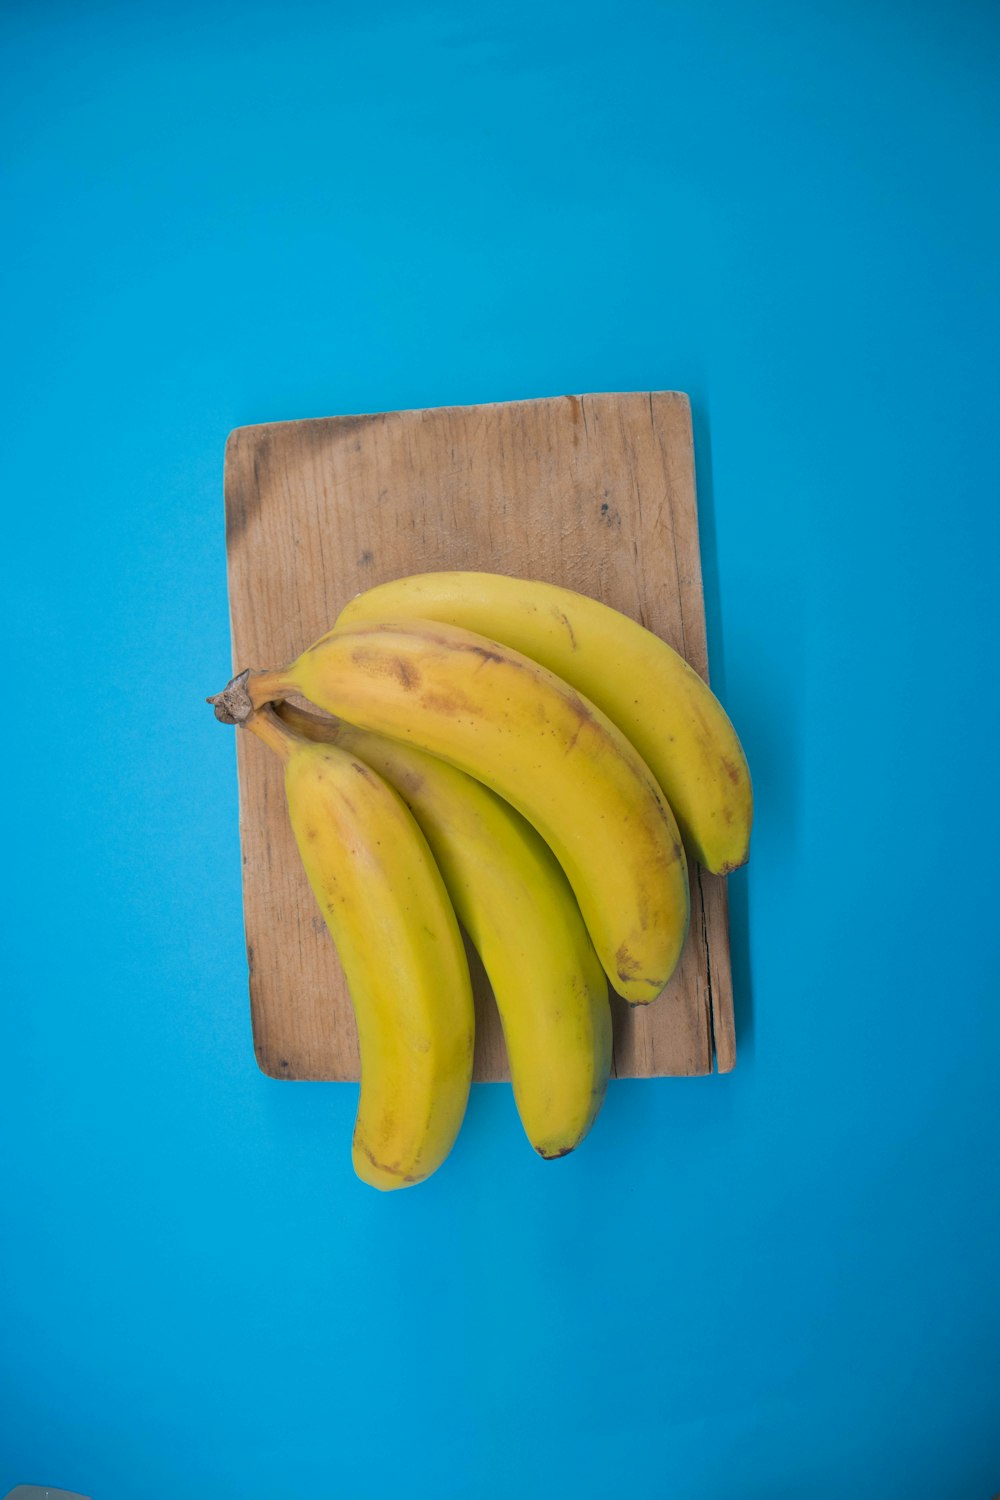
[335, 572, 752, 875]
[239, 705, 474, 1191]
[213, 618, 689, 1004]
[276, 701, 612, 1159]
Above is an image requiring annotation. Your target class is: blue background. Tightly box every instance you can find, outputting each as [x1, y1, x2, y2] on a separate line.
[3, 2, 999, 1496]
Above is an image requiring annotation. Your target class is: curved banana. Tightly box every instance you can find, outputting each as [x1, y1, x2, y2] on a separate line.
[242, 705, 474, 1191]
[335, 571, 752, 875]
[216, 617, 689, 1003]
[276, 701, 612, 1159]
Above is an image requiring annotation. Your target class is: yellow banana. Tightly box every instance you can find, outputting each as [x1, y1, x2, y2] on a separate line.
[213, 617, 689, 1003]
[335, 572, 752, 875]
[276, 701, 612, 1159]
[240, 705, 474, 1191]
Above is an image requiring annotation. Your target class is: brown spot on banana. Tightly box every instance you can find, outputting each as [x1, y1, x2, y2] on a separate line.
[348, 645, 421, 691]
[615, 943, 641, 981]
[552, 608, 578, 650]
[354, 1137, 421, 1186]
[419, 689, 478, 718]
[468, 644, 505, 665]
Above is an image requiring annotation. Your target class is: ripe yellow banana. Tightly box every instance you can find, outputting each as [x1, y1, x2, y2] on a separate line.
[215, 617, 689, 1004]
[276, 701, 612, 1159]
[241, 705, 474, 1191]
[335, 572, 752, 875]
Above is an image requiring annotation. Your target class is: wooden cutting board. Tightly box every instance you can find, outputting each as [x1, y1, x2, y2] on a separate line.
[223, 391, 736, 1080]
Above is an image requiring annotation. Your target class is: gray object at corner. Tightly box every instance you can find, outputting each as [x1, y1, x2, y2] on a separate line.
[4, 1488, 92, 1499]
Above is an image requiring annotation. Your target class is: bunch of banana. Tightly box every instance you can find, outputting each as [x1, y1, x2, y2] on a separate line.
[275, 701, 613, 1163]
[210, 570, 752, 1191]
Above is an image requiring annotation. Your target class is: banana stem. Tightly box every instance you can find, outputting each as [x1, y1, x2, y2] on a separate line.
[274, 700, 341, 743]
[243, 704, 296, 763]
[249, 668, 296, 709]
[208, 667, 295, 724]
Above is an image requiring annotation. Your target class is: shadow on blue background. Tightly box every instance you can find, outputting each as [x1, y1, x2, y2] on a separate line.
[2, 2, 998, 1497]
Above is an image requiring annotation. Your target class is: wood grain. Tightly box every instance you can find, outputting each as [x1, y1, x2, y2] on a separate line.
[223, 391, 736, 1081]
